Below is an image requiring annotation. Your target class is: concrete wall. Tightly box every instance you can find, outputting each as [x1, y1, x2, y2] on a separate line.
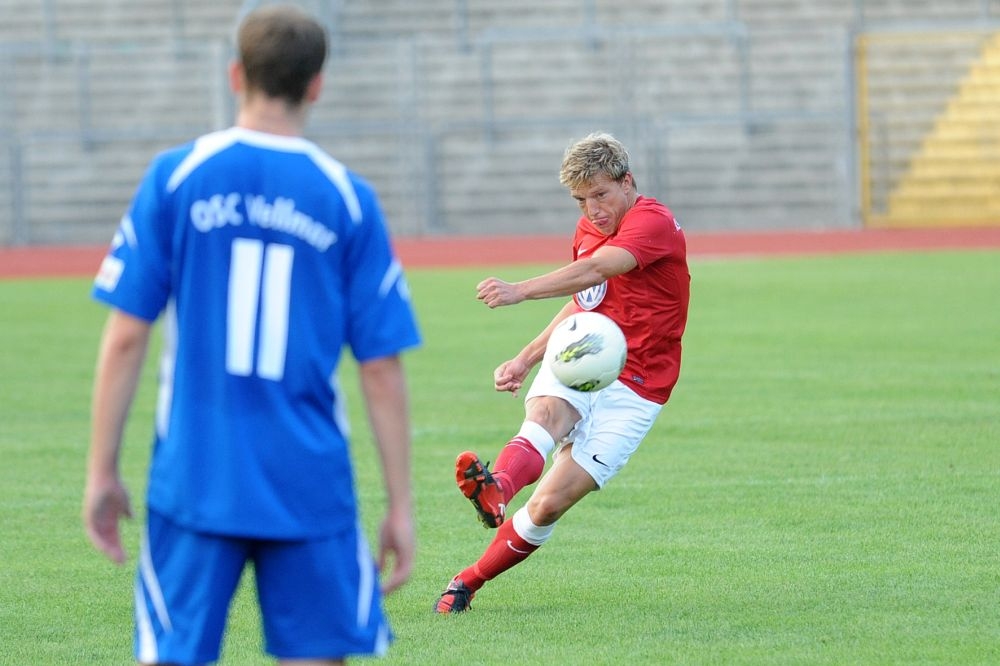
[1, 0, 998, 243]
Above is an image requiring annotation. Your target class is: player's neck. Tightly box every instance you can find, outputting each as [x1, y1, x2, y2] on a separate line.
[236, 98, 308, 137]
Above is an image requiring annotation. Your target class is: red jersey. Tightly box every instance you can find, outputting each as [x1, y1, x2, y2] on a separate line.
[571, 195, 690, 404]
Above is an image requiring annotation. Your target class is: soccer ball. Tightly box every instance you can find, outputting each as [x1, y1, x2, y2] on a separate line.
[545, 312, 627, 392]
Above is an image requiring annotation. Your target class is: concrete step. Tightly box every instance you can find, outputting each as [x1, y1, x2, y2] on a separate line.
[593, 0, 729, 24]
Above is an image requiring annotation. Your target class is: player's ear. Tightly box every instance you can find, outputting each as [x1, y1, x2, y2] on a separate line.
[228, 60, 245, 94]
[305, 72, 323, 103]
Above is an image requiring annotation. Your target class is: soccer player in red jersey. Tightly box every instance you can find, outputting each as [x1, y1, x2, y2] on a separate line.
[435, 132, 690, 612]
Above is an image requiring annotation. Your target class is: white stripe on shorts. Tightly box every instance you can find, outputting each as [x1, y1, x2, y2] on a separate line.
[355, 521, 373, 628]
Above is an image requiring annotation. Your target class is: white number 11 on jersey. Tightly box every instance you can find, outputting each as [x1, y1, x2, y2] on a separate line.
[227, 238, 294, 381]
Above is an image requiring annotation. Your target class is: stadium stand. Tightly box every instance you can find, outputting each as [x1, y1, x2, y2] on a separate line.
[859, 30, 998, 226]
[0, 1, 47, 44]
[1, 0, 999, 243]
[884, 33, 1000, 225]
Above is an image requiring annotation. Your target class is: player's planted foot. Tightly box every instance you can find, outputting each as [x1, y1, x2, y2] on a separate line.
[455, 451, 506, 528]
[434, 577, 474, 613]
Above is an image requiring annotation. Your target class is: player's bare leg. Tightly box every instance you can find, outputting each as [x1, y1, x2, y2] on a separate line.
[523, 443, 597, 525]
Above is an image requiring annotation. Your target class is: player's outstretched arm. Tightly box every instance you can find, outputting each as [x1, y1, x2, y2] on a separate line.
[84, 310, 151, 564]
[476, 245, 637, 309]
[358, 355, 415, 595]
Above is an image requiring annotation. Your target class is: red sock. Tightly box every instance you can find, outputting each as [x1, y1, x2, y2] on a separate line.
[493, 437, 545, 504]
[459, 520, 539, 592]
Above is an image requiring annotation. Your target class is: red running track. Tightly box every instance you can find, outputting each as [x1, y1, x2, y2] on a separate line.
[2, 226, 1000, 278]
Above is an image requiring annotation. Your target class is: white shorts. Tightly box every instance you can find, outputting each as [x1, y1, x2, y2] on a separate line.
[526, 361, 662, 488]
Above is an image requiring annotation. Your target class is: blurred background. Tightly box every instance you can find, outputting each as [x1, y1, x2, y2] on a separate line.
[2, 0, 1000, 244]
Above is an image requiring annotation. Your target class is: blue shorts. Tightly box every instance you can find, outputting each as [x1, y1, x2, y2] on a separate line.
[134, 509, 391, 664]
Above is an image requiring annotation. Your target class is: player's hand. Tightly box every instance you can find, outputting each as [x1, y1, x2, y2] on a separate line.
[83, 474, 133, 565]
[494, 358, 530, 395]
[377, 507, 415, 595]
[476, 277, 523, 308]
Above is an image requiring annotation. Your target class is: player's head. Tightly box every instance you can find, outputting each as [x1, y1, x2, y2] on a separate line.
[560, 132, 638, 236]
[235, 4, 327, 106]
[559, 132, 637, 190]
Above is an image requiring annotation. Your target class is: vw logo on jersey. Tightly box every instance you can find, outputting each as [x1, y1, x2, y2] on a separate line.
[574, 281, 607, 310]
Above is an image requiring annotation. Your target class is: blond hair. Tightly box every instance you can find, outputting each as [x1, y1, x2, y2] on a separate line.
[559, 132, 635, 189]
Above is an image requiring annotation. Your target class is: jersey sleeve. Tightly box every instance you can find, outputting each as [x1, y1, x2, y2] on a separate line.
[91, 154, 178, 321]
[341, 177, 421, 361]
[609, 201, 685, 269]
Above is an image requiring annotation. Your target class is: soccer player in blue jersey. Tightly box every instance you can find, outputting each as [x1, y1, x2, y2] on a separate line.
[83, 5, 420, 665]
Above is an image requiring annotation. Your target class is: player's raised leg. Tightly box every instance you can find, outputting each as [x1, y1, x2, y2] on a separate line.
[455, 451, 506, 528]
[455, 421, 552, 528]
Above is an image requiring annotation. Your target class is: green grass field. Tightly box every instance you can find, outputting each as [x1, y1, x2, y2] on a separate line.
[1, 250, 997, 665]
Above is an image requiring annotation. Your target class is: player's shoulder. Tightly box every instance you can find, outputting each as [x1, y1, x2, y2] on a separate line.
[146, 136, 200, 175]
[148, 129, 246, 193]
[613, 197, 686, 263]
[631, 195, 676, 222]
[314, 150, 375, 192]
[631, 196, 684, 237]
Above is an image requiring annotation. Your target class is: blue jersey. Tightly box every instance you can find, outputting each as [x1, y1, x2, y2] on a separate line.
[93, 127, 421, 539]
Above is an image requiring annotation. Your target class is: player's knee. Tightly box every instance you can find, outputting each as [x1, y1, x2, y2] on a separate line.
[526, 493, 568, 525]
[525, 397, 578, 438]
